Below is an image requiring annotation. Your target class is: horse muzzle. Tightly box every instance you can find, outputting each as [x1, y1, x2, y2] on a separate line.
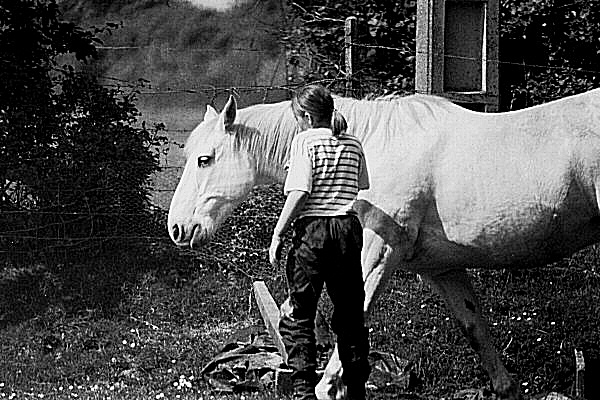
[169, 223, 204, 248]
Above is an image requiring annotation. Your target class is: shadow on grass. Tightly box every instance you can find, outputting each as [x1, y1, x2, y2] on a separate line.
[0, 184, 286, 328]
[0, 240, 194, 327]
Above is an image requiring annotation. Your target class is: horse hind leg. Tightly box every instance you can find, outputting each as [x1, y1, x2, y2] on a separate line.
[421, 269, 520, 400]
[316, 229, 399, 400]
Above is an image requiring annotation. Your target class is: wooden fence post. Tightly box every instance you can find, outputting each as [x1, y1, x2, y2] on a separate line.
[574, 349, 585, 398]
[252, 281, 288, 364]
[345, 16, 357, 97]
[252, 281, 293, 394]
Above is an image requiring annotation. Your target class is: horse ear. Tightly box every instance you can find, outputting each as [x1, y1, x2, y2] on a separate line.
[222, 95, 237, 131]
[204, 105, 218, 121]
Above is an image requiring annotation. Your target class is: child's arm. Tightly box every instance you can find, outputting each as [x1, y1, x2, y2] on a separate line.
[273, 190, 308, 237]
[269, 190, 308, 266]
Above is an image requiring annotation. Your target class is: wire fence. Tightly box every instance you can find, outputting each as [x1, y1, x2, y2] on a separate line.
[3, 34, 600, 272]
[83, 39, 600, 116]
[2, 36, 600, 396]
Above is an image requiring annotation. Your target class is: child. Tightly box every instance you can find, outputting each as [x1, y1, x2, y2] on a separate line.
[269, 84, 370, 400]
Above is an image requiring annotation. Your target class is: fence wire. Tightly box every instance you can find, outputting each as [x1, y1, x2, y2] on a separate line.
[2, 39, 600, 396]
[4, 33, 600, 285]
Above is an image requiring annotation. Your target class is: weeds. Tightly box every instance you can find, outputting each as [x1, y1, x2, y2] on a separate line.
[1, 187, 599, 399]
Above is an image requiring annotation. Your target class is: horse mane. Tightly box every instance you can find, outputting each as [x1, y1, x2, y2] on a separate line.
[234, 101, 299, 180]
[229, 93, 456, 179]
[335, 93, 454, 143]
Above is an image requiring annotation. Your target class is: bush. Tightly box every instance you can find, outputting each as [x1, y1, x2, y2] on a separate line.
[500, 0, 600, 108]
[283, 0, 417, 97]
[0, 0, 166, 262]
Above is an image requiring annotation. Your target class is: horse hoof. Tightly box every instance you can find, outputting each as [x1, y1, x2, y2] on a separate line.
[315, 383, 335, 400]
[316, 379, 346, 400]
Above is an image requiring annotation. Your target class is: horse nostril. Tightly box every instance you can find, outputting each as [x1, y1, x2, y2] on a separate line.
[172, 224, 184, 241]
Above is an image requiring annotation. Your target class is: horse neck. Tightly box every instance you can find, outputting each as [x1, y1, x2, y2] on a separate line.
[233, 96, 442, 185]
[236, 102, 299, 184]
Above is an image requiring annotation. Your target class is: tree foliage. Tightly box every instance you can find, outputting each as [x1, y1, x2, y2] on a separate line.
[283, 0, 600, 108]
[283, 0, 417, 97]
[0, 0, 166, 259]
[499, 0, 600, 108]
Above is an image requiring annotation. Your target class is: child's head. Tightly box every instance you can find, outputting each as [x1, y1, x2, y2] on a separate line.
[291, 84, 347, 136]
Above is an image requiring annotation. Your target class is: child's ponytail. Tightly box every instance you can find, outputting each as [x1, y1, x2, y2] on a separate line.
[331, 109, 348, 136]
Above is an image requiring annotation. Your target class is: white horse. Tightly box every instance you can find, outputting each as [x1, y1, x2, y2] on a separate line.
[167, 88, 600, 400]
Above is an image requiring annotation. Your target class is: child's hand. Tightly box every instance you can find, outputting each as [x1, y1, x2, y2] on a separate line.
[269, 235, 283, 267]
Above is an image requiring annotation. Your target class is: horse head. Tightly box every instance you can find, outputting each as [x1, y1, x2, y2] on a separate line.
[168, 96, 257, 248]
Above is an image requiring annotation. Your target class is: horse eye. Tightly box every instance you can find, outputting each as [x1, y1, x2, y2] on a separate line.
[197, 155, 212, 168]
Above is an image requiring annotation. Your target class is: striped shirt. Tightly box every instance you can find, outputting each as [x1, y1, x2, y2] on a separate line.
[284, 128, 369, 218]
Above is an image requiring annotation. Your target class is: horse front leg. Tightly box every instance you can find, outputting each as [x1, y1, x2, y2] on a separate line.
[421, 269, 520, 400]
[316, 229, 398, 400]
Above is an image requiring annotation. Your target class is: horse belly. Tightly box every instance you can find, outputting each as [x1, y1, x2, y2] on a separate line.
[430, 128, 600, 267]
[429, 178, 600, 269]
[436, 204, 599, 268]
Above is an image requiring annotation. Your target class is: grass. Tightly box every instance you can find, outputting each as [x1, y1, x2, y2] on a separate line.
[1, 185, 599, 400]
[0, 245, 257, 400]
